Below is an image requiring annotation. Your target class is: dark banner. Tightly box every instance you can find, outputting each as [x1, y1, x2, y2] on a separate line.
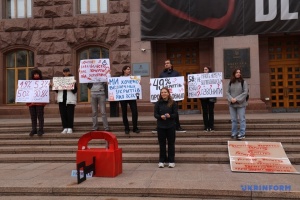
[141, 0, 300, 40]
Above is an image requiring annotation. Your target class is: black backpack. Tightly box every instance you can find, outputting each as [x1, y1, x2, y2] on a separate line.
[230, 80, 249, 101]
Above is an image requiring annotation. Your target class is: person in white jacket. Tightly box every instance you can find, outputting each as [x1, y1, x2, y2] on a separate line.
[56, 68, 77, 134]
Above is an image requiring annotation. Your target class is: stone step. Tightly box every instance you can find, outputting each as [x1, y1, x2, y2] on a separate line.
[1, 144, 299, 154]
[0, 153, 299, 164]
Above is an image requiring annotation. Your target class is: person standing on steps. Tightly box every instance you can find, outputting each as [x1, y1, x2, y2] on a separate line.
[153, 59, 186, 133]
[200, 66, 216, 132]
[154, 87, 178, 168]
[27, 68, 47, 137]
[226, 68, 248, 140]
[56, 68, 77, 134]
[87, 80, 110, 131]
[120, 65, 140, 134]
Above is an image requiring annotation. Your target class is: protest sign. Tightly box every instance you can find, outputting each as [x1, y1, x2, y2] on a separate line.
[108, 76, 142, 101]
[150, 76, 185, 102]
[79, 59, 111, 83]
[188, 72, 223, 98]
[16, 80, 50, 103]
[228, 141, 299, 174]
[52, 77, 75, 90]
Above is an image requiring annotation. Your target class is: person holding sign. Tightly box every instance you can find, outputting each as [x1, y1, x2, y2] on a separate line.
[56, 68, 77, 134]
[87, 81, 110, 131]
[226, 69, 248, 140]
[120, 66, 140, 134]
[154, 87, 178, 168]
[27, 68, 46, 136]
[200, 66, 216, 132]
[158, 59, 185, 133]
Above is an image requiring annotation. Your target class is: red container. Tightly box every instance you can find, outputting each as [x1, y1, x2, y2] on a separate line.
[76, 131, 122, 177]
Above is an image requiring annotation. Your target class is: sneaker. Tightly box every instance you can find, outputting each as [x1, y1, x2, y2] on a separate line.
[168, 163, 175, 168]
[104, 128, 111, 131]
[152, 128, 157, 134]
[61, 128, 68, 134]
[158, 162, 164, 168]
[133, 128, 140, 133]
[209, 128, 214, 132]
[176, 127, 186, 133]
[125, 130, 130, 134]
[204, 127, 209, 132]
[231, 134, 236, 139]
[37, 130, 44, 136]
[237, 134, 245, 140]
[29, 129, 37, 136]
[92, 128, 99, 131]
[67, 128, 73, 134]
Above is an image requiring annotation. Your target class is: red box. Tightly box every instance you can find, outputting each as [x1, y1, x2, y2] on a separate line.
[76, 131, 122, 177]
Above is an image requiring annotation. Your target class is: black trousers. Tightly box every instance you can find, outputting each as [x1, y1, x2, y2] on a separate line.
[29, 105, 44, 131]
[200, 98, 215, 129]
[120, 100, 138, 131]
[157, 127, 176, 163]
[59, 102, 75, 129]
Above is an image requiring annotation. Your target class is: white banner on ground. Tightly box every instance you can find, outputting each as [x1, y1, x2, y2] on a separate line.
[16, 80, 50, 103]
[108, 76, 142, 101]
[188, 72, 223, 98]
[52, 77, 75, 90]
[150, 76, 185, 102]
[79, 59, 111, 83]
[228, 141, 299, 174]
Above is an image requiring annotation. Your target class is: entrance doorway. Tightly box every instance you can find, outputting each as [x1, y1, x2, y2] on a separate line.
[269, 37, 300, 112]
[167, 43, 201, 113]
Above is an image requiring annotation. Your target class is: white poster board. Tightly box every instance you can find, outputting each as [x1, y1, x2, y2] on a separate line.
[52, 77, 75, 90]
[188, 72, 223, 98]
[107, 76, 142, 101]
[16, 80, 50, 103]
[79, 59, 111, 83]
[150, 76, 185, 102]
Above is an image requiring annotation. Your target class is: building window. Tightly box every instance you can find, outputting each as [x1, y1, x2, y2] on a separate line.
[6, 0, 32, 19]
[78, 0, 108, 14]
[78, 46, 109, 102]
[5, 50, 34, 104]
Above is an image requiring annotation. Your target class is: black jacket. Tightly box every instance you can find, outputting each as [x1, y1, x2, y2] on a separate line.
[154, 99, 178, 129]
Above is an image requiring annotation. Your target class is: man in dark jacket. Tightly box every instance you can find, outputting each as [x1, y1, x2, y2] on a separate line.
[153, 59, 186, 133]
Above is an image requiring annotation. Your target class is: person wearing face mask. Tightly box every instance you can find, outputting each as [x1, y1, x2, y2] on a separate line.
[200, 66, 216, 132]
[154, 87, 178, 168]
[56, 68, 77, 134]
[153, 59, 185, 133]
[226, 68, 248, 140]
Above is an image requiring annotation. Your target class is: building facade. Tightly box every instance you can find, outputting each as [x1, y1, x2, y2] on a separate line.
[0, 0, 299, 117]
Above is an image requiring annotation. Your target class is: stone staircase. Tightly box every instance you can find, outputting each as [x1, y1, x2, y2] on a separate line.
[0, 116, 299, 199]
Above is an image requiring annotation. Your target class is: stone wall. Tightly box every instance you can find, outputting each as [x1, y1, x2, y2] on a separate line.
[0, 0, 130, 79]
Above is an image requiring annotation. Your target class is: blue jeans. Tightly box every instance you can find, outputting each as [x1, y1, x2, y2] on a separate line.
[229, 106, 246, 136]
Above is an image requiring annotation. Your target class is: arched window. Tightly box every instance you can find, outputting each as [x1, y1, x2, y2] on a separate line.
[5, 49, 34, 104]
[77, 46, 109, 102]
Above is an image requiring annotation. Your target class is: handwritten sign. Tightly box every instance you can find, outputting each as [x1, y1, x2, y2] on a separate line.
[108, 76, 142, 101]
[228, 141, 299, 174]
[52, 77, 75, 90]
[150, 76, 185, 102]
[79, 59, 111, 83]
[16, 80, 50, 103]
[188, 72, 223, 98]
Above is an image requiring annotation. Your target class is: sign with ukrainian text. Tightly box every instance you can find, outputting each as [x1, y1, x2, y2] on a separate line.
[16, 80, 50, 103]
[107, 76, 142, 101]
[79, 59, 111, 83]
[228, 141, 299, 174]
[150, 76, 185, 102]
[52, 77, 75, 90]
[188, 72, 223, 98]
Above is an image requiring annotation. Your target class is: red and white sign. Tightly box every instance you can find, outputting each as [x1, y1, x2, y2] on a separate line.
[52, 77, 75, 90]
[16, 80, 50, 103]
[79, 59, 111, 83]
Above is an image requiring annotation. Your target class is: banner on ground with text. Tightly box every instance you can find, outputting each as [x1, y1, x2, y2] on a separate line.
[79, 59, 111, 83]
[188, 72, 223, 98]
[107, 76, 142, 101]
[52, 77, 75, 90]
[150, 76, 185, 102]
[228, 141, 299, 174]
[16, 80, 50, 103]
